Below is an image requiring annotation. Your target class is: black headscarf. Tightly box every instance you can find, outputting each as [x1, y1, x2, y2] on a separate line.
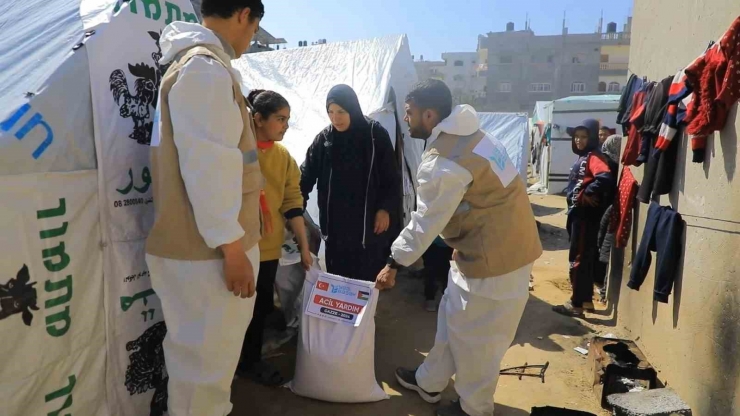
[567, 119, 601, 156]
[324, 85, 371, 242]
[326, 84, 369, 133]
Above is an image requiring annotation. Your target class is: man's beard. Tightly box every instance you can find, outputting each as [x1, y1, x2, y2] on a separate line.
[409, 125, 431, 140]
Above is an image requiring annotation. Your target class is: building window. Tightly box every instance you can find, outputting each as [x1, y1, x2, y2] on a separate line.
[598, 82, 607, 92]
[499, 82, 512, 93]
[529, 83, 551, 92]
[453, 74, 464, 82]
[454, 60, 464, 67]
[500, 55, 513, 64]
[608, 82, 621, 92]
[601, 54, 609, 63]
[484, 85, 488, 93]
[547, 55, 554, 63]
[571, 82, 586, 93]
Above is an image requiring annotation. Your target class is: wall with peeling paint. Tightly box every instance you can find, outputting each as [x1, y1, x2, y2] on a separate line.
[615, 2, 740, 415]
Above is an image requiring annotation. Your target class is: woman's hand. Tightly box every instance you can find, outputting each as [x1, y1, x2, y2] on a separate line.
[374, 209, 390, 235]
[300, 248, 313, 271]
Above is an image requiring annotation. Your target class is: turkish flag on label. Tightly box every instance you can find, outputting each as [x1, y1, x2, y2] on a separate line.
[305, 271, 374, 327]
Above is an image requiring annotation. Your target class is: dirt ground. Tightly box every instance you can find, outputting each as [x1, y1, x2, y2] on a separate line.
[231, 194, 622, 415]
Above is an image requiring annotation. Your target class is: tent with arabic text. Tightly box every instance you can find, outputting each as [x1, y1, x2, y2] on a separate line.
[0, 0, 199, 415]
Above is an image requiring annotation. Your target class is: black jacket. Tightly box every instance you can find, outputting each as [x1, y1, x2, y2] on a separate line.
[598, 205, 615, 264]
[300, 119, 401, 246]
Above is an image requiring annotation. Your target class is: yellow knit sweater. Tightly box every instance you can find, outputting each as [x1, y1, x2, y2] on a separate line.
[258, 142, 304, 261]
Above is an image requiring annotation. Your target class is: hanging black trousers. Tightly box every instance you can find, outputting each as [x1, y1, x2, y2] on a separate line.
[628, 202, 684, 303]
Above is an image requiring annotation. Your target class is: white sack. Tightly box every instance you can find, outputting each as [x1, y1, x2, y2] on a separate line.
[290, 268, 388, 403]
[274, 262, 305, 329]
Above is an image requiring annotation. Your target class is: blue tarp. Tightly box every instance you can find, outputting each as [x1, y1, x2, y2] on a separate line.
[555, 94, 621, 103]
[478, 112, 530, 181]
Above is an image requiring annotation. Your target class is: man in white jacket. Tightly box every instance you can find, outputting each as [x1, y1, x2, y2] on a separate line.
[377, 80, 542, 416]
[145, 1, 264, 415]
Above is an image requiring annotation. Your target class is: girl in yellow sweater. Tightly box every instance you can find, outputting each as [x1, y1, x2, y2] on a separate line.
[239, 89, 312, 385]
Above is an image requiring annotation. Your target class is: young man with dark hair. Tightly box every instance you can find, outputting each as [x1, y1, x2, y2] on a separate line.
[145, 1, 264, 414]
[376, 79, 542, 416]
[599, 126, 614, 145]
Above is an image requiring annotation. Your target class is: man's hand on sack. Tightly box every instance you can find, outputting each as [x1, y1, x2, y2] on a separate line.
[376, 265, 397, 290]
[220, 241, 256, 298]
[374, 209, 390, 234]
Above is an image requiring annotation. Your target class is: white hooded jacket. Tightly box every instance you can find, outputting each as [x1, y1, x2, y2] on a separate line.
[390, 105, 479, 267]
[156, 22, 246, 250]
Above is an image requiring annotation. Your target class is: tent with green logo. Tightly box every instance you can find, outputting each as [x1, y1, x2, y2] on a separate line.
[0, 1, 197, 415]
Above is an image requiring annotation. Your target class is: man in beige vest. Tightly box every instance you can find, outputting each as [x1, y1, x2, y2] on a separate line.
[377, 80, 542, 416]
[145, 1, 264, 414]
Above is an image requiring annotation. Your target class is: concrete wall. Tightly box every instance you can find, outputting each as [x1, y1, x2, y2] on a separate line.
[414, 61, 446, 82]
[616, 2, 740, 415]
[484, 31, 605, 113]
[441, 52, 485, 101]
[601, 44, 630, 64]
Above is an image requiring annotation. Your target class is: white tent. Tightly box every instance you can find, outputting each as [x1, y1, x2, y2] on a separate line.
[531, 101, 552, 126]
[0, 1, 199, 415]
[0, 2, 422, 414]
[477, 112, 530, 181]
[233, 35, 423, 230]
[532, 95, 620, 195]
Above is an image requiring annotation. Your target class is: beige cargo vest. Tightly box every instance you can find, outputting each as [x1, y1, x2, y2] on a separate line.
[427, 130, 543, 278]
[146, 44, 262, 260]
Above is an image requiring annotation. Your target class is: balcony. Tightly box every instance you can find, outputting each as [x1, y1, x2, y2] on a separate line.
[600, 62, 629, 75]
[601, 32, 631, 41]
[601, 31, 631, 46]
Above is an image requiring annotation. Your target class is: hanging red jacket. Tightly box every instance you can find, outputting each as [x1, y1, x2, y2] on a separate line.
[610, 167, 639, 249]
[621, 83, 653, 166]
[684, 16, 740, 163]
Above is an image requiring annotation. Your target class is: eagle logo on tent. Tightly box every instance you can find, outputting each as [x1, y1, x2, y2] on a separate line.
[109, 31, 169, 146]
[0, 264, 39, 327]
[125, 321, 169, 416]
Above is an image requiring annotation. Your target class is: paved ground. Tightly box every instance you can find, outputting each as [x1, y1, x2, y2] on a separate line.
[231, 194, 620, 415]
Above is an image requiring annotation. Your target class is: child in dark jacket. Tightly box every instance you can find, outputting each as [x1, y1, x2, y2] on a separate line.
[594, 135, 622, 303]
[554, 119, 615, 317]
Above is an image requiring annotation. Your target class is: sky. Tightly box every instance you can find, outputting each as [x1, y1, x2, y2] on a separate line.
[261, 0, 633, 60]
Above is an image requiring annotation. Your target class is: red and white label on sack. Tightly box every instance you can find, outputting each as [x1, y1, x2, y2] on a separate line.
[305, 272, 373, 327]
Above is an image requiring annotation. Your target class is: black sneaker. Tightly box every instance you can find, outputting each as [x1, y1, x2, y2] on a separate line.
[395, 367, 441, 404]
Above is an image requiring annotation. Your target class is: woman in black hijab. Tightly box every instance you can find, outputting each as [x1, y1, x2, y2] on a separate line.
[300, 85, 401, 282]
